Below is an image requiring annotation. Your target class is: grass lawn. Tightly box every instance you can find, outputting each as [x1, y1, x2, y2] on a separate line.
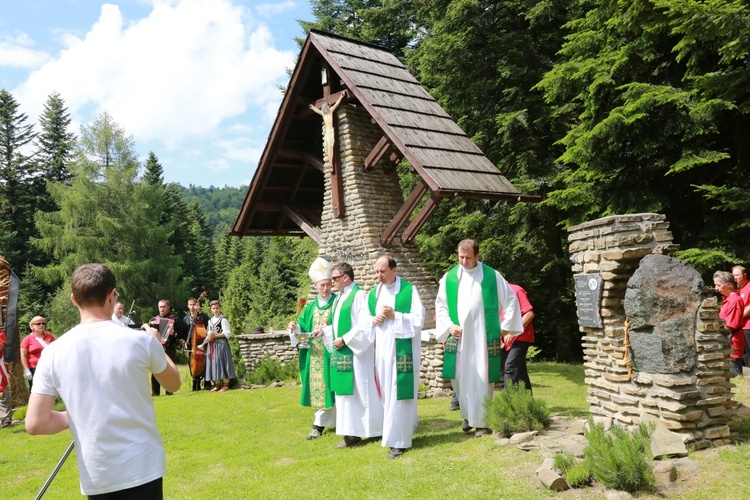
[2, 362, 748, 499]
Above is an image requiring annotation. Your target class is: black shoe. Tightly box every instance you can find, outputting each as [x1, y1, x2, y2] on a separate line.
[461, 419, 472, 433]
[449, 402, 460, 411]
[166, 392, 174, 396]
[474, 428, 491, 437]
[388, 447, 405, 459]
[335, 435, 362, 449]
[307, 426, 325, 440]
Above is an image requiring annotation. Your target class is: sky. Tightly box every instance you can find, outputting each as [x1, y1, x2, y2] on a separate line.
[0, 0, 313, 188]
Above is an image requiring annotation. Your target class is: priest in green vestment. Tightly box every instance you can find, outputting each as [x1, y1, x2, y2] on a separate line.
[288, 257, 336, 440]
[367, 255, 424, 459]
[435, 239, 523, 437]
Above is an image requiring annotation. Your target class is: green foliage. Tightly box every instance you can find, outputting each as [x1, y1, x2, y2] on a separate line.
[177, 184, 246, 238]
[245, 355, 299, 385]
[228, 335, 246, 381]
[583, 418, 656, 493]
[482, 382, 550, 437]
[553, 452, 592, 488]
[31, 113, 188, 326]
[526, 345, 541, 361]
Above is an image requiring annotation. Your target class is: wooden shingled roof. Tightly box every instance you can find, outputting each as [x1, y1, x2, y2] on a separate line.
[231, 30, 537, 243]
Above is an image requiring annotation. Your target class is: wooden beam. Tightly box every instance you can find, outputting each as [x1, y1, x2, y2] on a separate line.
[310, 89, 349, 110]
[380, 181, 428, 247]
[363, 135, 392, 171]
[401, 193, 443, 245]
[331, 146, 344, 218]
[382, 151, 404, 174]
[303, 152, 324, 173]
[281, 205, 321, 244]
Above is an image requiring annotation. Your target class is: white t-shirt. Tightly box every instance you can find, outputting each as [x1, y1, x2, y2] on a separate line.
[32, 320, 168, 495]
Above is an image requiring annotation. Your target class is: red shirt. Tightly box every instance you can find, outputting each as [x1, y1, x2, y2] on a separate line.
[21, 332, 56, 369]
[738, 281, 750, 330]
[502, 284, 535, 349]
[719, 292, 745, 359]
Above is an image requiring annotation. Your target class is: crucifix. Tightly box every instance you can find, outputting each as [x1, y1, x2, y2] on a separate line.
[309, 69, 349, 218]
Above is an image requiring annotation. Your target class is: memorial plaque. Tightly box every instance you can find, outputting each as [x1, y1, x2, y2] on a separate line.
[574, 273, 603, 328]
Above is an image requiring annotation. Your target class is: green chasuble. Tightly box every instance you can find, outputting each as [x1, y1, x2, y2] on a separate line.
[297, 295, 336, 409]
[442, 263, 503, 383]
[330, 284, 362, 396]
[368, 279, 416, 400]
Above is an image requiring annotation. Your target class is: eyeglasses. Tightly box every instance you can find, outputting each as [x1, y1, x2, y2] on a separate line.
[331, 274, 344, 281]
[33, 322, 46, 326]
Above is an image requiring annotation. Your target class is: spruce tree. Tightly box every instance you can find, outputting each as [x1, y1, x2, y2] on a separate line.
[0, 89, 38, 270]
[36, 91, 75, 185]
[33, 112, 186, 325]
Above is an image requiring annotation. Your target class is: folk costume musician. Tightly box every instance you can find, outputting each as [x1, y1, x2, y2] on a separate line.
[288, 257, 337, 440]
[142, 299, 186, 396]
[367, 256, 424, 459]
[316, 262, 383, 450]
[204, 300, 236, 393]
[435, 239, 522, 437]
[183, 297, 210, 391]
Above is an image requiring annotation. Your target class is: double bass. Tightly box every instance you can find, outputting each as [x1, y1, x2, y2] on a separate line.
[188, 289, 208, 380]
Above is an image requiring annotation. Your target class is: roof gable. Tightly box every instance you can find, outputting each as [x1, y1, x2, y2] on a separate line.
[231, 30, 535, 241]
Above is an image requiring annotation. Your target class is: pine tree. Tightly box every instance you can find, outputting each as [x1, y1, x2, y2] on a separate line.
[36, 91, 75, 185]
[33, 112, 187, 324]
[0, 89, 38, 271]
[142, 151, 164, 185]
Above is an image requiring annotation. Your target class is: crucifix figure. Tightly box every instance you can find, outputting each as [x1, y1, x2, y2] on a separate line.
[309, 92, 345, 172]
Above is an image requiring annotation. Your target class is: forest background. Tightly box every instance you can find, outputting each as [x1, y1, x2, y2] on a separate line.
[2, 0, 749, 367]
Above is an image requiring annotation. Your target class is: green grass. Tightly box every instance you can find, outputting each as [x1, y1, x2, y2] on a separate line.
[1, 363, 748, 499]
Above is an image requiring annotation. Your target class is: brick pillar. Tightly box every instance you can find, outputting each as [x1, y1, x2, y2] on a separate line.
[317, 103, 438, 328]
[568, 213, 737, 449]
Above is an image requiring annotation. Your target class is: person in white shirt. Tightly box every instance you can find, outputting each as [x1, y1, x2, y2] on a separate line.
[26, 263, 181, 498]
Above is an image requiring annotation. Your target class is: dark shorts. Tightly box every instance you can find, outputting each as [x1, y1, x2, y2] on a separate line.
[88, 477, 162, 500]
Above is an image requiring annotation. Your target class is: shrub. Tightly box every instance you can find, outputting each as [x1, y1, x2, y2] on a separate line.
[583, 418, 656, 493]
[483, 382, 550, 437]
[565, 461, 593, 488]
[245, 355, 299, 385]
[553, 453, 591, 488]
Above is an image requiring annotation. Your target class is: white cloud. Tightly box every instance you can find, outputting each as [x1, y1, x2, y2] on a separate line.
[14, 0, 295, 150]
[0, 32, 51, 68]
[255, 1, 298, 18]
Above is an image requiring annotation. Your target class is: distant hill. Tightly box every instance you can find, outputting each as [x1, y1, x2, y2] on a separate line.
[177, 185, 247, 238]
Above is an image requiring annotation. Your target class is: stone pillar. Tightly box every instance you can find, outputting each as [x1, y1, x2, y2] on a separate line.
[568, 213, 737, 449]
[317, 102, 439, 328]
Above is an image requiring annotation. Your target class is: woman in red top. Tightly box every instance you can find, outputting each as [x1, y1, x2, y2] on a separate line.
[20, 316, 55, 391]
[714, 271, 745, 377]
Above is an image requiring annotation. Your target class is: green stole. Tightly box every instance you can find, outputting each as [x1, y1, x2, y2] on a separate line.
[368, 279, 415, 400]
[442, 263, 503, 382]
[330, 284, 361, 396]
[297, 295, 335, 408]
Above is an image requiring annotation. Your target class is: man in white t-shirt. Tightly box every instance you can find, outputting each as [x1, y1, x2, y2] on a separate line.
[26, 263, 181, 498]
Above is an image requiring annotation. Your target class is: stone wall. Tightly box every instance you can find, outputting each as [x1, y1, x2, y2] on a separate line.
[568, 213, 738, 449]
[317, 103, 439, 328]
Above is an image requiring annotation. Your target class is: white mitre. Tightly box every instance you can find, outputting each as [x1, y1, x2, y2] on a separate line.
[309, 257, 332, 283]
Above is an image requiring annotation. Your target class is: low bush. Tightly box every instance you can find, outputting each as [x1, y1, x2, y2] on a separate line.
[583, 418, 655, 493]
[553, 452, 591, 488]
[483, 382, 550, 437]
[245, 356, 299, 385]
